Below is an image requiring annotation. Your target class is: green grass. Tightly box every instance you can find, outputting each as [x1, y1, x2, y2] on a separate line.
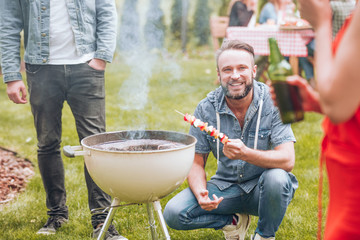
[0, 52, 327, 239]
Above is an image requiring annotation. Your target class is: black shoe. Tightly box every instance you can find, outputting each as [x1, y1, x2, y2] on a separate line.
[92, 224, 128, 240]
[37, 215, 68, 235]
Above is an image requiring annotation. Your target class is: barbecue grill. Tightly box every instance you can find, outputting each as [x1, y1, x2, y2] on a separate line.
[63, 130, 196, 240]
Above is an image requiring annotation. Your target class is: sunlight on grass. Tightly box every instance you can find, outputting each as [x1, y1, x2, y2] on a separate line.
[0, 53, 326, 239]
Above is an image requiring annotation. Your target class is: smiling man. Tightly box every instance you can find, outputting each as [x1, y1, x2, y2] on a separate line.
[163, 40, 298, 240]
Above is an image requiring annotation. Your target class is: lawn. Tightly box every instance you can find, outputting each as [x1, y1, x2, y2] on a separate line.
[0, 51, 327, 240]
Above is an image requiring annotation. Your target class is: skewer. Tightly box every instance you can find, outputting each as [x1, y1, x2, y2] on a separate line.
[174, 109, 185, 116]
[175, 109, 230, 144]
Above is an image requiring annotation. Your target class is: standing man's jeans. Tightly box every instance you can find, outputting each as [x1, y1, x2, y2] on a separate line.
[26, 63, 112, 228]
[163, 169, 298, 238]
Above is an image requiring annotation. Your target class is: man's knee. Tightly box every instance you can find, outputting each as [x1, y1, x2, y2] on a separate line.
[163, 199, 183, 230]
[260, 169, 294, 195]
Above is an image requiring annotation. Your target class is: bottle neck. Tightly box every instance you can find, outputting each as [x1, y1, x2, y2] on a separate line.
[268, 38, 284, 64]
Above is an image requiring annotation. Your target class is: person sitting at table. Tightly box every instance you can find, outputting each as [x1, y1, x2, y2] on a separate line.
[163, 40, 298, 240]
[228, 0, 258, 27]
[258, 0, 288, 25]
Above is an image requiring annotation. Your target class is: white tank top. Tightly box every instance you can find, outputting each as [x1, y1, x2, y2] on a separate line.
[48, 0, 94, 64]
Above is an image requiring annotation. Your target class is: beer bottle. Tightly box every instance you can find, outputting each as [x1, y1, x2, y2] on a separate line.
[268, 37, 304, 124]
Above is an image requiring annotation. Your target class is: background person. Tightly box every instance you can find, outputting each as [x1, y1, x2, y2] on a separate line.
[271, 0, 360, 239]
[228, 0, 259, 27]
[0, 1, 126, 239]
[163, 40, 298, 240]
[258, 0, 288, 25]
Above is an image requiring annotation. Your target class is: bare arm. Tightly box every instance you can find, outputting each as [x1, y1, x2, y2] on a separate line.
[187, 153, 223, 211]
[299, 0, 360, 123]
[223, 140, 295, 172]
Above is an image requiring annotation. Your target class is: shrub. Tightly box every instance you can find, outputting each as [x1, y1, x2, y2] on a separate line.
[193, 0, 211, 46]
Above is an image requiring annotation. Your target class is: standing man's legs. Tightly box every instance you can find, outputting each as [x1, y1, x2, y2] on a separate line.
[66, 63, 112, 228]
[27, 63, 113, 230]
[26, 64, 69, 220]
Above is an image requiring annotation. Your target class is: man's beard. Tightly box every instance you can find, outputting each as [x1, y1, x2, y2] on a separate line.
[220, 77, 253, 100]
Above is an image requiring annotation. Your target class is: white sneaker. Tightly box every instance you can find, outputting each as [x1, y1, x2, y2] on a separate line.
[252, 233, 275, 240]
[222, 213, 251, 240]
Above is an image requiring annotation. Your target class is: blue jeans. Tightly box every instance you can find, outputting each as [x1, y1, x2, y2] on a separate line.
[26, 63, 112, 228]
[299, 39, 315, 80]
[298, 57, 314, 80]
[163, 169, 297, 238]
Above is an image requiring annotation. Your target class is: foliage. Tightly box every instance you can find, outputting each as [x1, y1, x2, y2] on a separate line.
[193, 0, 211, 46]
[170, 0, 183, 40]
[218, 0, 232, 16]
[144, 0, 166, 50]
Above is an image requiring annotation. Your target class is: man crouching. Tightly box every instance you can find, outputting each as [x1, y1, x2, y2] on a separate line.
[163, 40, 298, 240]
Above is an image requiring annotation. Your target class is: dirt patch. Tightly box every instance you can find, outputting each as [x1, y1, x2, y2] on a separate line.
[0, 147, 35, 204]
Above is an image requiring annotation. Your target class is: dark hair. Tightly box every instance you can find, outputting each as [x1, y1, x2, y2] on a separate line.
[215, 40, 255, 67]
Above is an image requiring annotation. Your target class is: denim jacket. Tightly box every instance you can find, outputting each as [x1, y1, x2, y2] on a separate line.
[0, 0, 117, 83]
[189, 81, 296, 193]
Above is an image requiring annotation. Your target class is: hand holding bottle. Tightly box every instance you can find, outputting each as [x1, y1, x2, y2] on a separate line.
[269, 75, 322, 113]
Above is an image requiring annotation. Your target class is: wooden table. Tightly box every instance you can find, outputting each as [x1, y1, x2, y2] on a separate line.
[226, 26, 315, 75]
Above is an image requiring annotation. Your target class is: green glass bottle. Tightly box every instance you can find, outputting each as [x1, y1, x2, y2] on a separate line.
[268, 37, 304, 124]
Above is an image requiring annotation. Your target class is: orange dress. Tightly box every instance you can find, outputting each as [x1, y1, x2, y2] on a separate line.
[322, 15, 360, 240]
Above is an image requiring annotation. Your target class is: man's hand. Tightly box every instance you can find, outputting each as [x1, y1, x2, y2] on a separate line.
[298, 0, 332, 31]
[223, 139, 248, 160]
[197, 189, 224, 211]
[269, 75, 322, 113]
[88, 58, 106, 71]
[6, 80, 28, 104]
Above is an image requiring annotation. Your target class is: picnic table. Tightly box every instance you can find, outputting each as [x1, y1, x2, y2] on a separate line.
[226, 26, 315, 75]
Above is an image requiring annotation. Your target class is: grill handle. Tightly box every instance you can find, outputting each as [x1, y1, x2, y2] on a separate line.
[63, 145, 86, 158]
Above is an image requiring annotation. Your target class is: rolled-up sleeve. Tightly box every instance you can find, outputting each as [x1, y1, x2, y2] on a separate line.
[270, 107, 296, 148]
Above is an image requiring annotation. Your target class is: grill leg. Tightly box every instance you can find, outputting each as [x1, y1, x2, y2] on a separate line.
[97, 198, 120, 240]
[147, 203, 158, 240]
[153, 200, 171, 240]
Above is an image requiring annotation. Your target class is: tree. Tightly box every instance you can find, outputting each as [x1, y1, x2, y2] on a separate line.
[118, 0, 141, 52]
[218, 0, 232, 16]
[181, 0, 189, 53]
[170, 0, 182, 40]
[193, 0, 211, 46]
[144, 0, 166, 50]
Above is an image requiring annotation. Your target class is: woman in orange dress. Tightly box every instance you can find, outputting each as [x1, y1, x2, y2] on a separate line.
[273, 0, 360, 239]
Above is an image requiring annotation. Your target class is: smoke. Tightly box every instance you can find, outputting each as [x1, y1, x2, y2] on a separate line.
[118, 0, 141, 52]
[117, 52, 155, 111]
[116, 0, 182, 130]
[144, 0, 165, 50]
